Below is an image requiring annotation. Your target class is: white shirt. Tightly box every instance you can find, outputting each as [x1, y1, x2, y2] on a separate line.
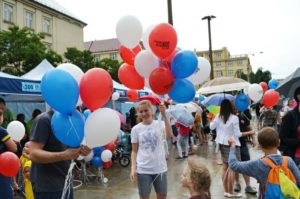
[131, 120, 167, 174]
[210, 114, 242, 146]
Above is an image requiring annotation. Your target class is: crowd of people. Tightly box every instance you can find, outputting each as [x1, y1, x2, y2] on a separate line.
[0, 86, 300, 199]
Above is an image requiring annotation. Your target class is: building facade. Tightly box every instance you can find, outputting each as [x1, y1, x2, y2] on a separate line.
[0, 0, 86, 55]
[196, 47, 252, 78]
[84, 38, 122, 62]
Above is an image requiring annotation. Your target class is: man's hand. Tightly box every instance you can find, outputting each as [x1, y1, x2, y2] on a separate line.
[130, 168, 137, 183]
[228, 138, 236, 147]
[63, 148, 81, 160]
[80, 145, 91, 156]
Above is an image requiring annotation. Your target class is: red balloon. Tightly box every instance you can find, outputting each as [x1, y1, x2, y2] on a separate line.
[259, 82, 268, 93]
[262, 90, 280, 108]
[118, 63, 144, 90]
[0, 152, 20, 177]
[149, 67, 174, 95]
[80, 68, 113, 111]
[149, 23, 177, 58]
[119, 44, 142, 65]
[105, 142, 116, 151]
[103, 160, 113, 169]
[127, 89, 138, 101]
[160, 49, 179, 69]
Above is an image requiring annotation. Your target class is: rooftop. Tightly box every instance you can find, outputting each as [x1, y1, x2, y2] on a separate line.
[84, 38, 120, 53]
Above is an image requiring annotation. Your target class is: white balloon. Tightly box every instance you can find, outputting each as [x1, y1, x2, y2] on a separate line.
[57, 63, 84, 106]
[116, 15, 143, 48]
[83, 150, 94, 162]
[188, 57, 211, 85]
[248, 84, 263, 102]
[7, 121, 25, 142]
[144, 78, 150, 88]
[85, 108, 120, 148]
[112, 92, 120, 101]
[134, 50, 159, 78]
[101, 149, 113, 162]
[142, 25, 155, 51]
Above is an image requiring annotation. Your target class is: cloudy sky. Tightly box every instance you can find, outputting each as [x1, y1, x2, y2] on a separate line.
[55, 0, 300, 79]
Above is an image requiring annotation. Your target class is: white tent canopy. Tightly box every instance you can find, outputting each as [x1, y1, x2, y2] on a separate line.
[21, 59, 55, 80]
[197, 77, 250, 95]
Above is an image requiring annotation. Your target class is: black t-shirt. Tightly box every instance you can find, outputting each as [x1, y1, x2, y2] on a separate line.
[30, 110, 70, 192]
[0, 127, 10, 154]
[238, 110, 251, 147]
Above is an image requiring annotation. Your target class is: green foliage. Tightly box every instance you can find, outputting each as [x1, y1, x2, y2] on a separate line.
[95, 58, 121, 82]
[0, 26, 62, 75]
[235, 70, 248, 81]
[249, 67, 272, 83]
[64, 47, 95, 72]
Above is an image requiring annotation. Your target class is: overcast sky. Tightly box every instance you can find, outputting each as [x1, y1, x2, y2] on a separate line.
[55, 0, 300, 79]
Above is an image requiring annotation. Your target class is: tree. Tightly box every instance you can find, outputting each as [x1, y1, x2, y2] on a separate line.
[249, 67, 272, 84]
[0, 26, 62, 75]
[95, 58, 121, 82]
[64, 47, 95, 72]
[235, 70, 248, 81]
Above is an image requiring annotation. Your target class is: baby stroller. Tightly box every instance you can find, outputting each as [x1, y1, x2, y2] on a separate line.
[112, 130, 131, 167]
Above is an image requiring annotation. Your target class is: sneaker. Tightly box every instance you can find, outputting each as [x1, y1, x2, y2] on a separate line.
[183, 155, 188, 158]
[176, 156, 183, 160]
[245, 186, 257, 194]
[224, 192, 242, 198]
[234, 183, 241, 192]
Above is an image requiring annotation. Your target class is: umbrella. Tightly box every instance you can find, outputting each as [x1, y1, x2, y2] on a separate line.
[206, 105, 220, 116]
[167, 105, 194, 127]
[177, 102, 203, 113]
[197, 77, 250, 95]
[138, 95, 161, 105]
[276, 67, 300, 98]
[203, 93, 235, 106]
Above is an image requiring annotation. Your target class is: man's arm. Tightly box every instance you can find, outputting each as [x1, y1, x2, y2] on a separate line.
[24, 141, 80, 164]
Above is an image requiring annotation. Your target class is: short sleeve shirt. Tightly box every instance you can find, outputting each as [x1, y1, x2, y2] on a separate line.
[0, 127, 10, 154]
[30, 110, 70, 192]
[131, 120, 167, 174]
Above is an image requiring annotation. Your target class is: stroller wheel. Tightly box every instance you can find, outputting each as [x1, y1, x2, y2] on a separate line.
[119, 156, 130, 167]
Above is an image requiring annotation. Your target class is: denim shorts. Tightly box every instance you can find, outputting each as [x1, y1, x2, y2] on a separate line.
[137, 171, 168, 197]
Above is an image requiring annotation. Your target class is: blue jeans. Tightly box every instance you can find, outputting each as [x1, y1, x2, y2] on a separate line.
[137, 172, 168, 197]
[34, 189, 73, 199]
[177, 134, 189, 158]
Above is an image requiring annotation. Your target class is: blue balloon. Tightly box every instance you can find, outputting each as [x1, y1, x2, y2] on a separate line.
[168, 79, 195, 103]
[83, 109, 91, 120]
[93, 146, 105, 156]
[41, 69, 79, 114]
[91, 156, 103, 168]
[51, 110, 84, 147]
[234, 93, 250, 112]
[268, 79, 278, 89]
[171, 50, 198, 78]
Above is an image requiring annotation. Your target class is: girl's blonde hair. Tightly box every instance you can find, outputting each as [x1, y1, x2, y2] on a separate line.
[194, 112, 202, 124]
[188, 159, 211, 198]
[137, 100, 153, 122]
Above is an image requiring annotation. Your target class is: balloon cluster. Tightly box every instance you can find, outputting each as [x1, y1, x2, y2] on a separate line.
[116, 15, 211, 103]
[41, 63, 120, 150]
[247, 79, 280, 108]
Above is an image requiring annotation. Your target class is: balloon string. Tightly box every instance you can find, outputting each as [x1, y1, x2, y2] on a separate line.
[68, 115, 81, 142]
[61, 160, 76, 199]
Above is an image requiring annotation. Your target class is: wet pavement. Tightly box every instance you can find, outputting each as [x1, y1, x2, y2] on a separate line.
[74, 140, 262, 199]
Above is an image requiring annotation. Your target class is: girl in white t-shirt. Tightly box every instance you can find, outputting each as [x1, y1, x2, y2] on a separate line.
[130, 100, 172, 199]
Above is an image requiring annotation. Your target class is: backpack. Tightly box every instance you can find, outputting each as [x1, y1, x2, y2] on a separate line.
[261, 156, 300, 199]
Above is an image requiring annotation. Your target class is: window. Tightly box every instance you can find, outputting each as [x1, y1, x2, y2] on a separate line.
[216, 70, 222, 77]
[110, 53, 117, 60]
[216, 62, 222, 67]
[216, 52, 222, 58]
[25, 11, 33, 29]
[95, 54, 100, 62]
[227, 70, 234, 76]
[4, 3, 13, 22]
[227, 61, 233, 66]
[237, 60, 243, 65]
[42, 17, 51, 33]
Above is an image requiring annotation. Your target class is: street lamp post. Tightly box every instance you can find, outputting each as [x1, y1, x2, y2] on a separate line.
[167, 0, 173, 25]
[202, 15, 216, 80]
[247, 51, 263, 82]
